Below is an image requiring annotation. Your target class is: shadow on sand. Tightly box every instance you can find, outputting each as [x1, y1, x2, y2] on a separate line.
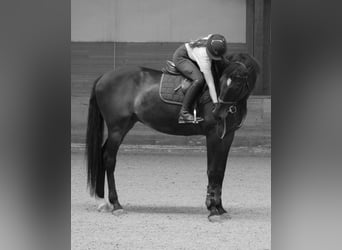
[125, 204, 207, 215]
[123, 204, 270, 220]
[77, 201, 270, 221]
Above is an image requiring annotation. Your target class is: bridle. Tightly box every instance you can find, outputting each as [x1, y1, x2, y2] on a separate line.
[217, 97, 237, 114]
[216, 60, 250, 139]
[217, 62, 249, 110]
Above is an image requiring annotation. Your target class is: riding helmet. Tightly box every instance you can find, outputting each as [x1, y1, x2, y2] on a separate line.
[206, 34, 227, 60]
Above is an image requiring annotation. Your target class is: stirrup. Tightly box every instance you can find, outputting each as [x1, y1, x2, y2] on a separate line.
[178, 117, 195, 124]
[193, 108, 204, 123]
[178, 114, 194, 124]
[178, 109, 204, 124]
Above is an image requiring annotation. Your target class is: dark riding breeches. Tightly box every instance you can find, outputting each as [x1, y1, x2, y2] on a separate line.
[172, 44, 205, 89]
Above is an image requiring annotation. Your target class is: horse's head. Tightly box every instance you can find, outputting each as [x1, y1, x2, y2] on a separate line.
[213, 53, 260, 119]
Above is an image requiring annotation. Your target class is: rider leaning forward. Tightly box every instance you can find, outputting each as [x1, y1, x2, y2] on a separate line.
[172, 34, 227, 123]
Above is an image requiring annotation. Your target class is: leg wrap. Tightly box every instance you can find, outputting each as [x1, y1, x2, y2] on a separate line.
[205, 185, 222, 209]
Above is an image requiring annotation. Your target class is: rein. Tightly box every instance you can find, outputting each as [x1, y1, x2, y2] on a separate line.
[217, 119, 227, 140]
[216, 98, 238, 139]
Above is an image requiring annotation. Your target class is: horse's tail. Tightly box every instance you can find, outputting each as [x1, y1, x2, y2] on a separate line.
[86, 75, 104, 197]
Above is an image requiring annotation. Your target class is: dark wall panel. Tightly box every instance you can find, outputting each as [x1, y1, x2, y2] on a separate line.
[114, 42, 248, 69]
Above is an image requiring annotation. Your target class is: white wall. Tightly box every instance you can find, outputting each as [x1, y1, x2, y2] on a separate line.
[72, 0, 246, 42]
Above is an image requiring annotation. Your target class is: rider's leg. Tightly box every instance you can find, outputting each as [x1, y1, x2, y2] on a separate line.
[173, 45, 205, 123]
[179, 79, 205, 123]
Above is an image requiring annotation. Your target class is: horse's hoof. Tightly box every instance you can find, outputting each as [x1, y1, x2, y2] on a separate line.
[217, 207, 228, 215]
[112, 208, 126, 216]
[97, 202, 113, 212]
[208, 213, 231, 222]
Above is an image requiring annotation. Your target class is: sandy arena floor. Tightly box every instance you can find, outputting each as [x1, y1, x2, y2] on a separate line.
[71, 149, 270, 250]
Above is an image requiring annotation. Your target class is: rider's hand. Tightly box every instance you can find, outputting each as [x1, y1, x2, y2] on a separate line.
[212, 103, 220, 120]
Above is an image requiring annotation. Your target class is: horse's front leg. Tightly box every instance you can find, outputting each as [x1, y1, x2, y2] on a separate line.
[205, 130, 235, 221]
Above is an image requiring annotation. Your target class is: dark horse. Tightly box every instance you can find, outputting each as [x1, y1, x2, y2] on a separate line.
[86, 53, 260, 220]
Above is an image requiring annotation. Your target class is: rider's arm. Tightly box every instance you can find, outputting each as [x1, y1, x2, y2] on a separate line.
[202, 69, 218, 104]
[195, 49, 218, 103]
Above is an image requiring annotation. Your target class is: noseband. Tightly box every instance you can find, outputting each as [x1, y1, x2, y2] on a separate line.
[217, 97, 237, 114]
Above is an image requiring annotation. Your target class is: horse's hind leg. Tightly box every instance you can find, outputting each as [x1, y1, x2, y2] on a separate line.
[94, 140, 107, 199]
[101, 120, 134, 214]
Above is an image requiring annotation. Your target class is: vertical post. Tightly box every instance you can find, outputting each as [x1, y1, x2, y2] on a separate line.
[253, 0, 265, 95]
[263, 0, 271, 95]
[246, 0, 255, 55]
[253, 0, 271, 95]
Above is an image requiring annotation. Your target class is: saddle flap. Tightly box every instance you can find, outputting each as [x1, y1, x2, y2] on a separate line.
[159, 74, 211, 106]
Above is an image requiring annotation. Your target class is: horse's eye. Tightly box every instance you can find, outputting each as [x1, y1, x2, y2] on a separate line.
[226, 78, 232, 87]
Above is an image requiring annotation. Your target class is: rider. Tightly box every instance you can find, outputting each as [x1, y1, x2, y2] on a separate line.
[173, 34, 227, 123]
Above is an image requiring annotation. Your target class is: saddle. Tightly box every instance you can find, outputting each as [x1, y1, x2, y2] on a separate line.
[161, 61, 191, 92]
[160, 60, 211, 106]
[162, 60, 181, 75]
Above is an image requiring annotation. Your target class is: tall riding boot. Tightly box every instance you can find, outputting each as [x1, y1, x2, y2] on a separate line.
[178, 80, 204, 123]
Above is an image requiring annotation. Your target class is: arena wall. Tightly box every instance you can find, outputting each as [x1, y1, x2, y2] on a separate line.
[71, 0, 271, 146]
[72, 0, 246, 43]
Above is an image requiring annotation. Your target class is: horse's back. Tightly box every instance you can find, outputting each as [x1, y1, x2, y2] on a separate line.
[96, 66, 162, 94]
[96, 67, 139, 91]
[94, 66, 163, 126]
